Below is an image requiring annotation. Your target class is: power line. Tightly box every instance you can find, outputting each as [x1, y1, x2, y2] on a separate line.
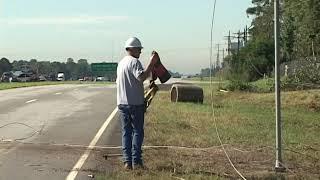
[209, 0, 246, 179]
[209, 0, 217, 84]
[211, 109, 247, 180]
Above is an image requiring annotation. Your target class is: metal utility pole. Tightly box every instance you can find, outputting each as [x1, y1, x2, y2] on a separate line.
[209, 0, 217, 82]
[244, 25, 249, 44]
[228, 31, 231, 56]
[224, 31, 232, 56]
[274, 0, 285, 172]
[216, 44, 221, 69]
[217, 44, 225, 66]
[225, 29, 249, 57]
[312, 40, 316, 61]
[111, 41, 114, 63]
[222, 46, 225, 62]
[309, 34, 316, 61]
[236, 30, 241, 56]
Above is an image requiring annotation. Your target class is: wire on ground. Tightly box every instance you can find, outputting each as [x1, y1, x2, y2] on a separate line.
[209, 0, 247, 179]
[0, 122, 45, 141]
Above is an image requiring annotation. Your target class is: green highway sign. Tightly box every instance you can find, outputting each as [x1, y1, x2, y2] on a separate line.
[91, 63, 118, 81]
[91, 63, 118, 76]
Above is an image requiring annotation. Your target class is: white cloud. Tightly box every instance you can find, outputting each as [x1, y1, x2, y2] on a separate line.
[0, 15, 129, 25]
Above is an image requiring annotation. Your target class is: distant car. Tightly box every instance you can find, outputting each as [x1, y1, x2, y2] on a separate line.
[17, 73, 32, 82]
[172, 75, 181, 78]
[96, 76, 106, 81]
[57, 73, 65, 81]
[1, 72, 13, 82]
[39, 75, 47, 81]
[12, 71, 23, 77]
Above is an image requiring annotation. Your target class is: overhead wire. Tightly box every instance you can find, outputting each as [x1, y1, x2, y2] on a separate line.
[209, 0, 217, 86]
[247, 58, 265, 77]
[209, 0, 247, 179]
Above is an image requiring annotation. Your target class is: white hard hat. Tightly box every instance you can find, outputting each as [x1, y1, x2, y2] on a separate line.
[125, 37, 143, 49]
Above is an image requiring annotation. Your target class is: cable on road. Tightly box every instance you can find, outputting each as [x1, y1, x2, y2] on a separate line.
[0, 122, 36, 130]
[0, 122, 45, 141]
[0, 140, 275, 155]
[209, 0, 247, 179]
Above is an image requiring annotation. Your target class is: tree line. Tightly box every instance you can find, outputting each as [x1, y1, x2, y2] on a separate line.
[222, 0, 320, 83]
[0, 57, 91, 80]
[0, 57, 181, 81]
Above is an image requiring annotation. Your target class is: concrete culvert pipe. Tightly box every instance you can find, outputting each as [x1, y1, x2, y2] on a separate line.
[170, 84, 204, 103]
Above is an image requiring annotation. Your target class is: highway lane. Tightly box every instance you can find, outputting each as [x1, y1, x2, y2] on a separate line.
[0, 79, 196, 180]
[0, 84, 121, 180]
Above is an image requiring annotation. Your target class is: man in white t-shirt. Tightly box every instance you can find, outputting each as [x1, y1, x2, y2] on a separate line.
[116, 37, 159, 170]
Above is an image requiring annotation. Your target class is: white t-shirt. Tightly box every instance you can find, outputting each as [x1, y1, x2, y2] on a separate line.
[116, 56, 144, 105]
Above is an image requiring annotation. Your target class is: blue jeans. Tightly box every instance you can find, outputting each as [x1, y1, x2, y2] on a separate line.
[118, 104, 145, 165]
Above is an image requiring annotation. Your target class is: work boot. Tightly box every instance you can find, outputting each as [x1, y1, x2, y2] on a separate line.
[124, 162, 132, 170]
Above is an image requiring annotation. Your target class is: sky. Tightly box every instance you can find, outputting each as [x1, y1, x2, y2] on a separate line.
[0, 0, 253, 74]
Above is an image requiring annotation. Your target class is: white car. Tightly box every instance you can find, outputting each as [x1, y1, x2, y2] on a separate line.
[57, 73, 65, 81]
[96, 76, 105, 81]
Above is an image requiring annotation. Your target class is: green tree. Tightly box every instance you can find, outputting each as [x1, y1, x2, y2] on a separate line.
[0, 57, 12, 75]
[51, 62, 65, 75]
[247, 0, 274, 40]
[226, 0, 320, 82]
[38, 61, 52, 76]
[66, 58, 77, 80]
[29, 59, 39, 74]
[12, 60, 29, 72]
[222, 0, 276, 81]
[282, 13, 295, 62]
[77, 59, 90, 78]
[284, 0, 320, 58]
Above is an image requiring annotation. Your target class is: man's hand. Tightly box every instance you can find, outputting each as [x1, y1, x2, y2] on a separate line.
[150, 51, 160, 66]
[137, 51, 160, 82]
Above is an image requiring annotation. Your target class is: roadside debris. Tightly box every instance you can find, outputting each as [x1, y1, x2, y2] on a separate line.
[219, 89, 229, 93]
[170, 84, 204, 103]
[103, 154, 122, 160]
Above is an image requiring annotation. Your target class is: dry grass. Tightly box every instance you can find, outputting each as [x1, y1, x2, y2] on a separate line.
[224, 89, 320, 112]
[0, 81, 114, 90]
[101, 84, 320, 179]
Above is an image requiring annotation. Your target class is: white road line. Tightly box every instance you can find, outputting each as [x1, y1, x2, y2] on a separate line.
[55, 92, 63, 95]
[25, 99, 37, 104]
[65, 107, 118, 180]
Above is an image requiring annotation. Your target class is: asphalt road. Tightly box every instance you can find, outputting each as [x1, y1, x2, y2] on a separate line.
[0, 78, 196, 180]
[0, 84, 121, 180]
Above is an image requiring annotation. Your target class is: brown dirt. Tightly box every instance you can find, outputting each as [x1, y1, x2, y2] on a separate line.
[102, 145, 320, 179]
